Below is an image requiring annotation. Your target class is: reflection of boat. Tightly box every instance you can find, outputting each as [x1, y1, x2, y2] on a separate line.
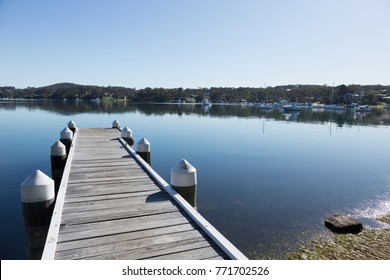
[202, 99, 212, 106]
[283, 111, 300, 121]
[356, 105, 371, 112]
[283, 104, 301, 111]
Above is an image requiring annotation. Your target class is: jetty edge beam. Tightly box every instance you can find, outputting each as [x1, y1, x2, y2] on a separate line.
[42, 127, 78, 260]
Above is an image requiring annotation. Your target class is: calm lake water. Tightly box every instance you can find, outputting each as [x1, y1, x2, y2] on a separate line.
[1, 100, 390, 259]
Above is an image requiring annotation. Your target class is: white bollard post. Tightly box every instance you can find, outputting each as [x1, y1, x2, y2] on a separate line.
[50, 141, 67, 194]
[21, 170, 55, 259]
[112, 120, 120, 129]
[60, 127, 73, 155]
[67, 120, 76, 133]
[171, 159, 197, 208]
[137, 138, 151, 165]
[121, 126, 134, 146]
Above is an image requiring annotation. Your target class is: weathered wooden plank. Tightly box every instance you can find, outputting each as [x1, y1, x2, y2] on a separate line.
[56, 223, 199, 252]
[56, 230, 209, 259]
[62, 192, 171, 214]
[66, 177, 154, 186]
[64, 184, 160, 198]
[145, 246, 224, 260]
[68, 166, 141, 175]
[81, 238, 215, 260]
[64, 189, 160, 203]
[58, 213, 190, 241]
[67, 174, 151, 184]
[61, 201, 179, 225]
[65, 181, 159, 192]
[58, 217, 191, 244]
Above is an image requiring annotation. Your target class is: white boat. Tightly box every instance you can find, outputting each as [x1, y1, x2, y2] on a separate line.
[258, 103, 274, 110]
[283, 104, 301, 111]
[312, 103, 325, 109]
[334, 105, 347, 110]
[356, 105, 371, 112]
[346, 103, 358, 109]
[324, 104, 337, 110]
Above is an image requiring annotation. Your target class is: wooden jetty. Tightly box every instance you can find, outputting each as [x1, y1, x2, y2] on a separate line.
[42, 127, 247, 260]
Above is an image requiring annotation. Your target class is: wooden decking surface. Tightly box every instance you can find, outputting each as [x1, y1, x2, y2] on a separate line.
[53, 128, 229, 260]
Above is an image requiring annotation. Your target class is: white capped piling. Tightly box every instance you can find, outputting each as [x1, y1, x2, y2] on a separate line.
[137, 138, 151, 165]
[121, 126, 134, 146]
[60, 127, 73, 155]
[21, 170, 55, 259]
[67, 120, 76, 133]
[171, 159, 197, 208]
[50, 141, 67, 194]
[112, 120, 120, 129]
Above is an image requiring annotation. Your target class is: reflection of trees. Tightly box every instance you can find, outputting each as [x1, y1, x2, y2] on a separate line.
[1, 100, 389, 127]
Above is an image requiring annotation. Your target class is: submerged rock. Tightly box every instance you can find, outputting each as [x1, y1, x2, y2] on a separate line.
[325, 215, 363, 234]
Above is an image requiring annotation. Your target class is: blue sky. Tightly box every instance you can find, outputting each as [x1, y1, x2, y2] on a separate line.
[1, 0, 389, 89]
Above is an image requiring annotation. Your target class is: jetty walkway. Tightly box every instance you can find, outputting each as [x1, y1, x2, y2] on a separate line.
[41, 126, 246, 260]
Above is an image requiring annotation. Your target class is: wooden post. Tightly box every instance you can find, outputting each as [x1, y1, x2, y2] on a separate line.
[137, 138, 151, 165]
[121, 126, 134, 146]
[171, 159, 197, 208]
[50, 141, 66, 194]
[67, 120, 76, 133]
[21, 170, 55, 259]
[60, 127, 73, 155]
[112, 120, 120, 129]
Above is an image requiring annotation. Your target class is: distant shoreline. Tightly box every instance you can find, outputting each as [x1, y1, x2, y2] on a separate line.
[1, 83, 389, 105]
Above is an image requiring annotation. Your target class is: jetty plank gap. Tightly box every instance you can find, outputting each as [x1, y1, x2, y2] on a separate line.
[42, 127, 247, 260]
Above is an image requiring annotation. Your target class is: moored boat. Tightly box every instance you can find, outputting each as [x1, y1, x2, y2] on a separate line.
[258, 103, 274, 110]
[356, 105, 371, 112]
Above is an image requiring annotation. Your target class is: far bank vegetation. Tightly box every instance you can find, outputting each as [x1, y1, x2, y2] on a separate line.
[1, 83, 389, 105]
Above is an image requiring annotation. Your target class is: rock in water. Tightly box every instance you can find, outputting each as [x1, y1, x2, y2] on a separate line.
[325, 215, 363, 234]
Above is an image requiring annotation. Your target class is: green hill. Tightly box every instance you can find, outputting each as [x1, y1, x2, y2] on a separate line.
[41, 82, 81, 91]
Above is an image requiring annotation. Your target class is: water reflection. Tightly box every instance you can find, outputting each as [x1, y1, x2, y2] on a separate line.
[1, 100, 389, 127]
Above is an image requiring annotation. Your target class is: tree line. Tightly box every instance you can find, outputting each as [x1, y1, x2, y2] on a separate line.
[1, 83, 389, 105]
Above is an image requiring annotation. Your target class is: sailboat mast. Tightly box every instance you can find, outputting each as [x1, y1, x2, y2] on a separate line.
[331, 82, 334, 104]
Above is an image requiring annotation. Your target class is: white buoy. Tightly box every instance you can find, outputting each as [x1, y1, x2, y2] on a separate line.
[112, 120, 120, 129]
[60, 127, 73, 154]
[21, 170, 55, 258]
[50, 141, 67, 193]
[67, 120, 76, 133]
[136, 138, 151, 165]
[121, 126, 134, 146]
[171, 159, 197, 207]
